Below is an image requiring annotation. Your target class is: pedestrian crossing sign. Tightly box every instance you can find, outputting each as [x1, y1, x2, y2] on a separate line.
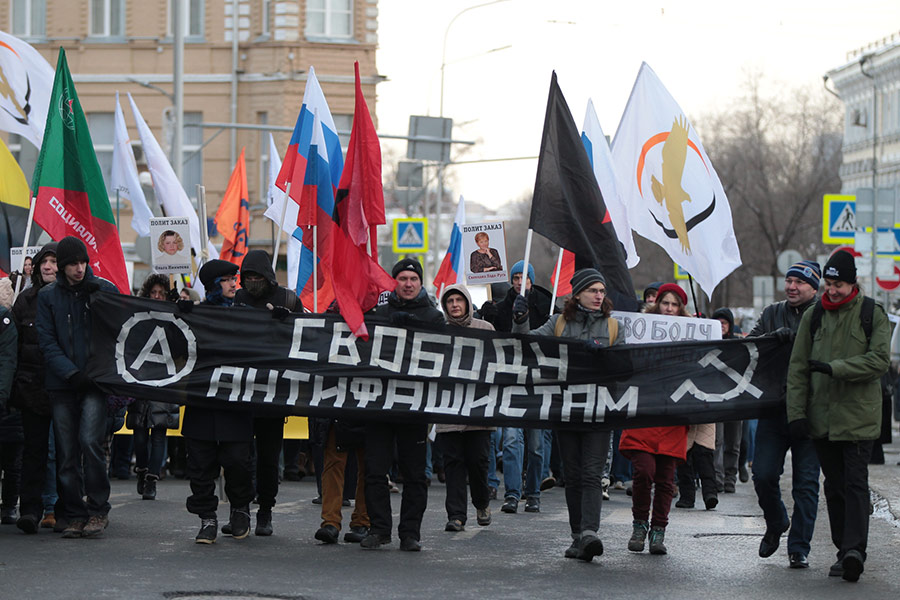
[393, 218, 429, 253]
[823, 194, 856, 244]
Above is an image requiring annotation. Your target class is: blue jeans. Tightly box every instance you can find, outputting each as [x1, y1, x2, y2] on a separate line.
[487, 430, 501, 490]
[541, 429, 553, 480]
[752, 415, 820, 555]
[610, 429, 632, 483]
[502, 428, 542, 500]
[50, 390, 111, 521]
[42, 423, 58, 514]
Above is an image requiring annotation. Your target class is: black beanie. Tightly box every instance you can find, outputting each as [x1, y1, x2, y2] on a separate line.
[570, 268, 606, 297]
[56, 236, 89, 269]
[823, 250, 857, 284]
[391, 257, 423, 280]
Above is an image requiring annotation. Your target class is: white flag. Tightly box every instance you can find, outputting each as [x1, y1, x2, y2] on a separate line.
[127, 93, 215, 260]
[266, 132, 282, 208]
[111, 92, 153, 237]
[611, 62, 740, 297]
[582, 99, 639, 269]
[0, 32, 54, 149]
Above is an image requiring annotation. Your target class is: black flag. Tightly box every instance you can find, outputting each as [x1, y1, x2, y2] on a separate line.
[530, 72, 636, 303]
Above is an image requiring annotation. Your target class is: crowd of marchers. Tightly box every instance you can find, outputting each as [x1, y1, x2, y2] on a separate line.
[0, 238, 895, 584]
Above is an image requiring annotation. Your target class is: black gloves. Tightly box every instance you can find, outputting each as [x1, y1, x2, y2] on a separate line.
[68, 371, 94, 394]
[479, 301, 498, 322]
[176, 299, 194, 314]
[583, 339, 603, 353]
[166, 288, 181, 302]
[773, 327, 795, 344]
[789, 418, 811, 441]
[390, 311, 412, 326]
[269, 305, 291, 321]
[808, 360, 832, 376]
[513, 293, 529, 324]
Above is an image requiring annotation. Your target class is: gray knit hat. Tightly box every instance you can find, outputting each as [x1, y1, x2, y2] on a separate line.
[570, 268, 606, 297]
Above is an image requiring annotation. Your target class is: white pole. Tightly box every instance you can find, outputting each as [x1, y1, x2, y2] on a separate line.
[12, 195, 38, 303]
[312, 224, 318, 312]
[271, 181, 292, 271]
[520, 229, 534, 297]
[550, 247, 564, 313]
[197, 185, 209, 274]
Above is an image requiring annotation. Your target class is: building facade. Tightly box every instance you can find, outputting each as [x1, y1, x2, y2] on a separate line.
[2, 0, 381, 283]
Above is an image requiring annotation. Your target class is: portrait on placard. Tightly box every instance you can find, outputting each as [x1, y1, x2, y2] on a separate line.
[150, 217, 192, 273]
[462, 222, 508, 285]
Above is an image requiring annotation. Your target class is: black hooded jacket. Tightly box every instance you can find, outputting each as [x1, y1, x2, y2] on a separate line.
[234, 249, 302, 311]
[712, 307, 735, 339]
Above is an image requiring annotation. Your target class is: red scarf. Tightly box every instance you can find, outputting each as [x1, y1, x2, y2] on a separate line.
[821, 286, 859, 310]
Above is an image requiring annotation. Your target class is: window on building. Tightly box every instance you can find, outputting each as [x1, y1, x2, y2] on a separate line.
[261, 0, 272, 37]
[87, 112, 116, 195]
[183, 112, 203, 199]
[306, 0, 353, 40]
[90, 0, 125, 38]
[168, 0, 204, 38]
[11, 0, 46, 37]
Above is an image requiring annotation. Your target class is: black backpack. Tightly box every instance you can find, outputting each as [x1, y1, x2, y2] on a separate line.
[808, 296, 875, 341]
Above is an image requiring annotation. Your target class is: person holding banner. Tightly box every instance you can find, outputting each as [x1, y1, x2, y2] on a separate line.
[786, 251, 890, 582]
[437, 283, 495, 534]
[180, 260, 254, 544]
[362, 258, 443, 552]
[619, 283, 691, 555]
[512, 268, 623, 563]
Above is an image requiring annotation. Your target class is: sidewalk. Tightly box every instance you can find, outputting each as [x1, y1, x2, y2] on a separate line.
[868, 419, 900, 523]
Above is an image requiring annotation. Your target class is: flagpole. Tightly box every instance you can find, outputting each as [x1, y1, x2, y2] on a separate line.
[312, 224, 318, 312]
[687, 274, 700, 316]
[197, 184, 209, 266]
[550, 247, 564, 313]
[271, 182, 292, 271]
[12, 194, 38, 303]
[520, 229, 534, 298]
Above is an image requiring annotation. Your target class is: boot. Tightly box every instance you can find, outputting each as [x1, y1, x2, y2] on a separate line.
[135, 468, 148, 496]
[255, 509, 273, 536]
[628, 520, 649, 552]
[142, 474, 158, 500]
[648, 526, 667, 555]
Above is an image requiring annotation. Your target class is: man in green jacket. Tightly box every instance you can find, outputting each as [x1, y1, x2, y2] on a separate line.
[786, 250, 890, 583]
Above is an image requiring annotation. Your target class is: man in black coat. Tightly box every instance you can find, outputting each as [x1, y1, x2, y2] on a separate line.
[361, 258, 444, 551]
[181, 259, 254, 544]
[233, 249, 303, 536]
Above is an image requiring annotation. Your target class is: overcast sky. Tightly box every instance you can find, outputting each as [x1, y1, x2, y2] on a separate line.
[375, 0, 900, 211]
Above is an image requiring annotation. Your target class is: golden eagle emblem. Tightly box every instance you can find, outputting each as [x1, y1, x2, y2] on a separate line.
[650, 116, 692, 253]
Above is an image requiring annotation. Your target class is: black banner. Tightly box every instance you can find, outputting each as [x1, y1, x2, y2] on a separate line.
[86, 294, 791, 430]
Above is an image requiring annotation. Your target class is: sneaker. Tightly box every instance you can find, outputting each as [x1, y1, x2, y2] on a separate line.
[400, 537, 422, 552]
[343, 525, 368, 543]
[501, 497, 518, 514]
[578, 534, 604, 562]
[1, 507, 18, 524]
[315, 524, 339, 544]
[230, 507, 251, 539]
[142, 474, 158, 500]
[195, 518, 217, 544]
[476, 507, 492, 526]
[61, 520, 85, 539]
[360, 532, 391, 549]
[648, 526, 667, 555]
[841, 549, 864, 582]
[828, 559, 843, 577]
[524, 497, 540, 513]
[612, 480, 626, 491]
[601, 477, 610, 501]
[445, 519, 465, 532]
[628, 520, 649, 552]
[40, 513, 56, 529]
[255, 510, 273, 536]
[82, 515, 109, 538]
[758, 520, 790, 558]
[388, 480, 400, 494]
[15, 514, 40, 535]
[311, 495, 323, 505]
[564, 538, 580, 558]
[540, 476, 556, 491]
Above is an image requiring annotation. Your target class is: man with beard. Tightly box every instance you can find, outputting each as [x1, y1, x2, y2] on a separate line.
[233, 249, 303, 536]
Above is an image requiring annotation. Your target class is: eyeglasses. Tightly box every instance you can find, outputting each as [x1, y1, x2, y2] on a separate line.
[584, 288, 606, 296]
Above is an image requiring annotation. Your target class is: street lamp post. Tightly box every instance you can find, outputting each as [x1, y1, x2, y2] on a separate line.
[860, 54, 878, 300]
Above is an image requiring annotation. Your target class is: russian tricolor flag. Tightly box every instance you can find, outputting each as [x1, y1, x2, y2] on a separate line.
[433, 196, 466, 294]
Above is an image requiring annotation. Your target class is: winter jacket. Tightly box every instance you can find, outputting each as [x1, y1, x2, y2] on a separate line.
[749, 298, 815, 338]
[10, 244, 57, 415]
[786, 293, 890, 441]
[126, 399, 180, 430]
[490, 284, 552, 333]
[515, 310, 624, 347]
[233, 249, 303, 312]
[437, 284, 495, 434]
[0, 306, 17, 411]
[371, 288, 445, 326]
[35, 266, 118, 391]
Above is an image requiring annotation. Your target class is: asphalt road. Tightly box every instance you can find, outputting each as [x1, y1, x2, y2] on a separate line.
[2, 438, 899, 600]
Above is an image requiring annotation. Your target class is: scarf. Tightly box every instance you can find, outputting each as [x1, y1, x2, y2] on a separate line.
[821, 286, 859, 311]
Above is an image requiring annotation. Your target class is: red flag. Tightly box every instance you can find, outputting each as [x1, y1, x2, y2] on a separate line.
[335, 61, 385, 257]
[551, 249, 576, 296]
[214, 148, 250, 267]
[329, 226, 395, 339]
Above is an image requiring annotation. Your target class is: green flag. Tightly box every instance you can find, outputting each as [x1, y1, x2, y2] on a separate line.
[32, 47, 128, 293]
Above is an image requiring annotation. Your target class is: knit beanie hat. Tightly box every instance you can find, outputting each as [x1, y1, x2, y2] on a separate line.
[785, 260, 821, 289]
[823, 250, 856, 284]
[656, 283, 688, 306]
[509, 260, 535, 284]
[570, 268, 606, 297]
[391, 257, 423, 280]
[56, 236, 89, 269]
[198, 259, 239, 292]
[643, 281, 664, 303]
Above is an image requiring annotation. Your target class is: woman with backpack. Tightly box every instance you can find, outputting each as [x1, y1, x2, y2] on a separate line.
[513, 268, 624, 563]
